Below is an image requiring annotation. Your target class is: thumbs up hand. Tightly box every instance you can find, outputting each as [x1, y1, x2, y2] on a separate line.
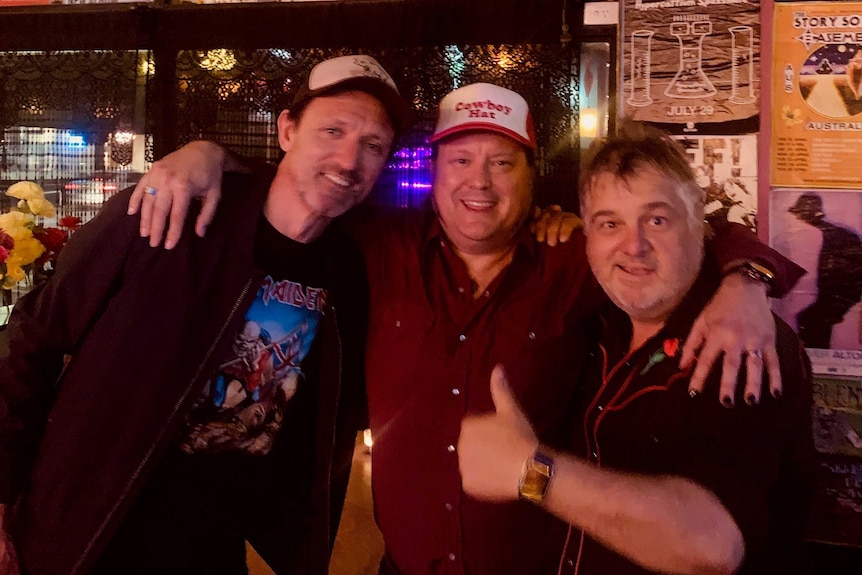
[457, 364, 538, 502]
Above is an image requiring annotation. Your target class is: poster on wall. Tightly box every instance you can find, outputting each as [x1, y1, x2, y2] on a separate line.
[808, 376, 862, 546]
[808, 454, 862, 546]
[813, 376, 862, 459]
[675, 134, 758, 229]
[771, 2, 862, 189]
[621, 0, 760, 134]
[771, 188, 862, 375]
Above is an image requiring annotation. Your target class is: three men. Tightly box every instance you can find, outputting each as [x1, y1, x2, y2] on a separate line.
[0, 55, 405, 574]
[458, 124, 814, 575]
[129, 80, 803, 574]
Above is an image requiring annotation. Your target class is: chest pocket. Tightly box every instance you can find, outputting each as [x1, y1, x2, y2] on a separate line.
[493, 302, 582, 438]
[599, 382, 691, 474]
[367, 299, 435, 391]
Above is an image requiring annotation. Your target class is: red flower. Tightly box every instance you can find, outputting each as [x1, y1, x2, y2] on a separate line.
[0, 245, 8, 264]
[0, 229, 14, 251]
[663, 338, 680, 358]
[34, 227, 68, 253]
[58, 216, 82, 231]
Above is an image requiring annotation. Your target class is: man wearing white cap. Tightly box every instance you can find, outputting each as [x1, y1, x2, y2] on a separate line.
[126, 81, 801, 574]
[0, 55, 406, 575]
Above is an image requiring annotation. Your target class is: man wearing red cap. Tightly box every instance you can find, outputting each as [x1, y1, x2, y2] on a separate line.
[125, 81, 801, 575]
[0, 55, 406, 575]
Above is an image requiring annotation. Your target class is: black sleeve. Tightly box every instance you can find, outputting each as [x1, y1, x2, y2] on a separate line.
[0, 188, 142, 502]
[707, 216, 807, 298]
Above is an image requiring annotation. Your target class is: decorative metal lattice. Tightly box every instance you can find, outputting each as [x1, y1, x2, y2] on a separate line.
[0, 50, 151, 228]
[0, 50, 144, 136]
[175, 45, 581, 207]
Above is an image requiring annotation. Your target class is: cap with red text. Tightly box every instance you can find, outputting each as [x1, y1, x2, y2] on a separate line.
[430, 82, 536, 151]
[292, 54, 410, 131]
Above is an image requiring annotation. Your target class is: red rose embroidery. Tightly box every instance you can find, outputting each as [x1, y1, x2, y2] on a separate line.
[663, 338, 680, 358]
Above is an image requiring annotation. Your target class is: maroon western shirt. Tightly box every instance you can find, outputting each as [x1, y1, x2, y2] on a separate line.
[355, 207, 804, 575]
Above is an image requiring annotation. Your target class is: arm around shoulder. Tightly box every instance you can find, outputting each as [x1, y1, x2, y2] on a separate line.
[707, 218, 806, 298]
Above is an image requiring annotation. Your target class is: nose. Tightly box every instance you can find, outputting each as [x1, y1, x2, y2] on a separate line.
[622, 224, 650, 257]
[332, 136, 363, 173]
[467, 161, 492, 190]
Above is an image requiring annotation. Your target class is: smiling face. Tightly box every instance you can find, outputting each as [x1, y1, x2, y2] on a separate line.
[431, 131, 534, 256]
[276, 90, 395, 219]
[583, 166, 704, 325]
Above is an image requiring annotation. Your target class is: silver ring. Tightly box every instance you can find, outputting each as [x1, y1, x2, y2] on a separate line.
[745, 349, 763, 359]
[144, 186, 157, 197]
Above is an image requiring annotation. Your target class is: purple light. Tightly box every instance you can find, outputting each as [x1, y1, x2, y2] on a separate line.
[386, 144, 434, 207]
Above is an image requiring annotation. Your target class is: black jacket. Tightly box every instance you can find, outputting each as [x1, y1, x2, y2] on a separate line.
[0, 168, 368, 574]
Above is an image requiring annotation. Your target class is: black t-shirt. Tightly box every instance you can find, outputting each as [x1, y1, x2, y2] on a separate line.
[92, 215, 330, 574]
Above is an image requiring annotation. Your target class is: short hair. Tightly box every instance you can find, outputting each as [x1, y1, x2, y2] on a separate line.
[579, 121, 704, 228]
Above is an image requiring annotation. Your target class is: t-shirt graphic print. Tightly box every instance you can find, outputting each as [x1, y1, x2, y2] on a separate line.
[179, 275, 327, 455]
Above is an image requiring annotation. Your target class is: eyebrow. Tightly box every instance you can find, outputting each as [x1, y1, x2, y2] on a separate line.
[643, 201, 675, 211]
[588, 201, 676, 223]
[589, 209, 617, 223]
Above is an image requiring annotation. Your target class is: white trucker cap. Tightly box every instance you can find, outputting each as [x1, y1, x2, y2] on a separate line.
[430, 82, 537, 151]
[292, 54, 410, 130]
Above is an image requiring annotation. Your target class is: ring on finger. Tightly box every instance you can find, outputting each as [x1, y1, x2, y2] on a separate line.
[144, 186, 157, 197]
[744, 348, 763, 359]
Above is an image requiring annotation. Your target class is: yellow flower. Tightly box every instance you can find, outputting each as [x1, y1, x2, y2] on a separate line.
[23, 197, 56, 218]
[5, 235, 45, 268]
[6, 181, 45, 201]
[781, 105, 804, 127]
[0, 210, 34, 234]
[2, 263, 26, 289]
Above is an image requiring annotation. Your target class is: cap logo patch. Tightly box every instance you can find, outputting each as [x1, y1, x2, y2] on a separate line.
[348, 56, 393, 86]
[454, 100, 513, 118]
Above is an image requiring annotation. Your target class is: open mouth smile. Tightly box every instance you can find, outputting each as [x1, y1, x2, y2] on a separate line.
[461, 199, 496, 210]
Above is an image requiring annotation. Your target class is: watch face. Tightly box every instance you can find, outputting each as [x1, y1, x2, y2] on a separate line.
[744, 262, 774, 284]
[518, 455, 553, 504]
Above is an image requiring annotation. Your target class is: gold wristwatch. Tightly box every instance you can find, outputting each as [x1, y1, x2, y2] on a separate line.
[518, 448, 555, 505]
[731, 261, 775, 288]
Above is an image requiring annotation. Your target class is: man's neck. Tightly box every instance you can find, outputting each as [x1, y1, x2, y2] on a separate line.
[454, 244, 518, 298]
[629, 319, 665, 352]
[264, 166, 330, 244]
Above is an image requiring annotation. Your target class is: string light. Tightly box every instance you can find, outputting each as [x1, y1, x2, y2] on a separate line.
[199, 49, 237, 71]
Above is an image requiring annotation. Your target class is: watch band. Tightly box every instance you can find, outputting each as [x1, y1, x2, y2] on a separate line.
[518, 448, 555, 505]
[730, 261, 775, 288]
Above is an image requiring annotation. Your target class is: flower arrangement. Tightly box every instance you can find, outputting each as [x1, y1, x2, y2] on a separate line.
[0, 181, 81, 291]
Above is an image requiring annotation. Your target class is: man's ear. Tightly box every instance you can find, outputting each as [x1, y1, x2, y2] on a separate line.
[277, 109, 296, 153]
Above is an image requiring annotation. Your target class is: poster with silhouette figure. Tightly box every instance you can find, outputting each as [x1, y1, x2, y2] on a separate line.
[621, 0, 760, 134]
[771, 2, 862, 189]
[771, 189, 862, 376]
[675, 134, 758, 229]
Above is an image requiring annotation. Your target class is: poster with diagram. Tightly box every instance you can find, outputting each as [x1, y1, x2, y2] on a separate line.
[770, 188, 862, 375]
[674, 134, 758, 229]
[621, 0, 760, 134]
[771, 2, 862, 189]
